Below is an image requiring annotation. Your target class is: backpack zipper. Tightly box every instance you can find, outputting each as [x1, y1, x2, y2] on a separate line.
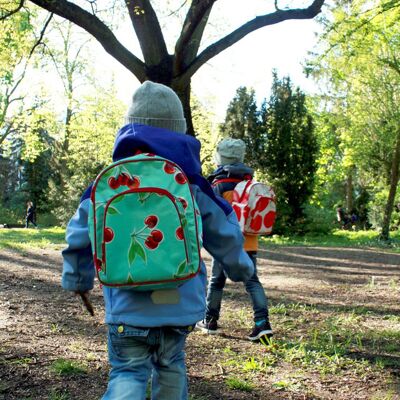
[102, 187, 192, 272]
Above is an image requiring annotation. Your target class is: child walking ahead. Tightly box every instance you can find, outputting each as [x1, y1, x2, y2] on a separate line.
[62, 82, 254, 400]
[197, 138, 273, 341]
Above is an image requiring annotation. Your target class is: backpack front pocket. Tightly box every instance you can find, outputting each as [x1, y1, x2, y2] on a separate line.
[99, 188, 192, 288]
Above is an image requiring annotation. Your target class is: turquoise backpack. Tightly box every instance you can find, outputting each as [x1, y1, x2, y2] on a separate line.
[88, 153, 203, 291]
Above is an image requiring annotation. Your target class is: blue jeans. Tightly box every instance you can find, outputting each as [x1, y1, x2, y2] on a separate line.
[205, 251, 269, 322]
[102, 324, 192, 400]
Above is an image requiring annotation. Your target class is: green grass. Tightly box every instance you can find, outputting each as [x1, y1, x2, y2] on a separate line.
[50, 358, 87, 376]
[262, 229, 400, 251]
[0, 227, 65, 251]
[48, 390, 70, 400]
[225, 377, 254, 392]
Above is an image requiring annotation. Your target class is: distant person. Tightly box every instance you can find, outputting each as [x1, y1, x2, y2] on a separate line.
[61, 82, 254, 399]
[336, 205, 350, 229]
[197, 138, 273, 342]
[25, 201, 37, 228]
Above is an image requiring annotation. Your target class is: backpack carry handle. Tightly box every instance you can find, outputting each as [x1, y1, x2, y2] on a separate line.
[238, 179, 253, 203]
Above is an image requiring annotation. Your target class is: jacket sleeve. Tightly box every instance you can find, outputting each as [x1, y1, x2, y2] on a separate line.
[61, 198, 95, 292]
[192, 185, 254, 282]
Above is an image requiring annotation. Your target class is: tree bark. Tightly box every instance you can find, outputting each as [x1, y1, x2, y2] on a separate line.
[172, 81, 194, 136]
[346, 167, 353, 212]
[380, 131, 400, 241]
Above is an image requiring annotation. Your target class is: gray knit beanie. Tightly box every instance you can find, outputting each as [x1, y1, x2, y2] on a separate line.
[125, 81, 187, 134]
[214, 138, 246, 165]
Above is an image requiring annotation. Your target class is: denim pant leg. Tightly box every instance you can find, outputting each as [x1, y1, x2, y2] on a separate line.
[205, 258, 227, 320]
[244, 252, 269, 322]
[103, 325, 153, 400]
[103, 325, 189, 400]
[151, 328, 189, 400]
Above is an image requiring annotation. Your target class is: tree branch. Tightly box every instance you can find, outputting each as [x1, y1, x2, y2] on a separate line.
[124, 0, 168, 66]
[179, 0, 325, 82]
[0, 124, 13, 147]
[29, 0, 146, 81]
[174, 0, 215, 64]
[28, 11, 53, 58]
[0, 0, 24, 21]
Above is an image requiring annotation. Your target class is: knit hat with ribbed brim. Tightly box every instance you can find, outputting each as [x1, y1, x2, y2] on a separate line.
[124, 81, 187, 134]
[214, 138, 246, 165]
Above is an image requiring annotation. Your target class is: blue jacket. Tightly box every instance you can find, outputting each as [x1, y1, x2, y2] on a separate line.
[208, 163, 254, 197]
[62, 124, 254, 327]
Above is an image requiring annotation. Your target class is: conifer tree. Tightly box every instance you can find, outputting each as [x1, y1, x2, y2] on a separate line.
[263, 73, 318, 224]
[220, 87, 263, 169]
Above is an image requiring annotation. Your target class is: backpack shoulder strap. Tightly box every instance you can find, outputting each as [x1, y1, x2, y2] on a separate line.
[211, 178, 242, 187]
[237, 179, 254, 203]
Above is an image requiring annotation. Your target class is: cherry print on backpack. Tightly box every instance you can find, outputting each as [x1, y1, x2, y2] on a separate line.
[88, 153, 202, 290]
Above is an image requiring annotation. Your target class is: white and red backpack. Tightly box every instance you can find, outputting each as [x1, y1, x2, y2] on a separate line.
[230, 180, 276, 235]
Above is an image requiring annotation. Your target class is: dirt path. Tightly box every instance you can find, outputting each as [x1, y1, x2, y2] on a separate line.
[0, 246, 399, 399]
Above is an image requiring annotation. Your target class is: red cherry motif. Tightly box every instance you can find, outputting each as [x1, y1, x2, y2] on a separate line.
[151, 229, 163, 243]
[249, 215, 262, 231]
[263, 211, 276, 228]
[164, 162, 176, 174]
[108, 177, 120, 189]
[104, 227, 114, 243]
[145, 236, 158, 250]
[128, 177, 140, 189]
[146, 153, 155, 157]
[178, 197, 188, 209]
[118, 173, 130, 186]
[144, 215, 158, 228]
[175, 173, 186, 185]
[175, 226, 184, 240]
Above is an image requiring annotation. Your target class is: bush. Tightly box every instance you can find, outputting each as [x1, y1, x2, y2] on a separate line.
[0, 207, 23, 226]
[302, 204, 337, 234]
[38, 213, 60, 227]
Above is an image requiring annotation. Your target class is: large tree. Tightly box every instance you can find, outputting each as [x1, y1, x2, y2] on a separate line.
[5, 0, 326, 135]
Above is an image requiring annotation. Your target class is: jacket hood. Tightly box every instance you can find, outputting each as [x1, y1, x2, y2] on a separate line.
[208, 162, 254, 182]
[113, 124, 201, 177]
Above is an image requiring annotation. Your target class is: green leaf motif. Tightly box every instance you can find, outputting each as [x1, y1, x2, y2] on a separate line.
[102, 169, 113, 179]
[127, 273, 135, 284]
[108, 206, 119, 215]
[128, 238, 147, 265]
[138, 192, 152, 203]
[134, 240, 147, 264]
[128, 239, 137, 265]
[112, 195, 125, 204]
[175, 260, 187, 277]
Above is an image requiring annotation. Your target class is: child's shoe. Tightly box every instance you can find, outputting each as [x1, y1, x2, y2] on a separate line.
[248, 319, 273, 341]
[196, 318, 219, 334]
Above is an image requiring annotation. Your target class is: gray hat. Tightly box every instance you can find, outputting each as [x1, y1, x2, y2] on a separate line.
[125, 81, 187, 134]
[214, 138, 246, 165]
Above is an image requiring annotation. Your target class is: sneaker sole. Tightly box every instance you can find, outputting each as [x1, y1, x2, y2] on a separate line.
[248, 329, 273, 341]
[196, 325, 219, 335]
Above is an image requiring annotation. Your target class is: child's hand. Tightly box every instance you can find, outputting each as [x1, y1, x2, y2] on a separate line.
[75, 291, 94, 316]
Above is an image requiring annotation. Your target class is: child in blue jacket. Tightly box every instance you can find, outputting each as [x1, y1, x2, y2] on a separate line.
[62, 81, 254, 400]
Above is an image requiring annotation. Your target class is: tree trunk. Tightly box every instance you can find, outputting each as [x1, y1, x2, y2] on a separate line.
[172, 81, 194, 136]
[380, 132, 400, 241]
[346, 167, 354, 212]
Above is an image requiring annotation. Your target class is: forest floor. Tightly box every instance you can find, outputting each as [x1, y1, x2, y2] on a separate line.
[0, 231, 399, 399]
